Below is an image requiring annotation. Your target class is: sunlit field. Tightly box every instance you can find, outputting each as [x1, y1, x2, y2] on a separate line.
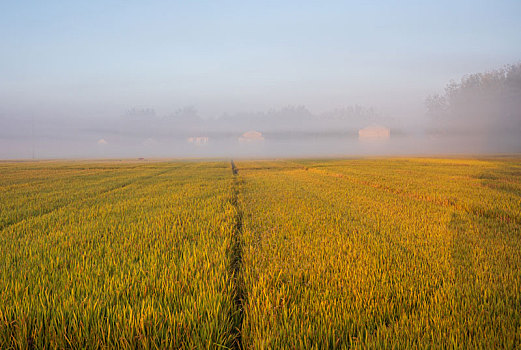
[1, 157, 520, 348]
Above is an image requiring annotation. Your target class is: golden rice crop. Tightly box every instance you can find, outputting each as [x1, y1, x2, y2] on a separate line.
[0, 161, 240, 348]
[0, 157, 519, 348]
[237, 158, 521, 348]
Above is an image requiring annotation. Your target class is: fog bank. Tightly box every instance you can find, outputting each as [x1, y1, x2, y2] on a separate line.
[1, 2, 520, 159]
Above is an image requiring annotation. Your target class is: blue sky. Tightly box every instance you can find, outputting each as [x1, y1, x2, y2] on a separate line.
[1, 0, 520, 118]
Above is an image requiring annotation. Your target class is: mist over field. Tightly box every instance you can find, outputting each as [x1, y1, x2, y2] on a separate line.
[2, 3, 521, 348]
[1, 1, 520, 159]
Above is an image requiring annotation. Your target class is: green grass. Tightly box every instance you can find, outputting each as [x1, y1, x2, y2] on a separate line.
[0, 157, 520, 348]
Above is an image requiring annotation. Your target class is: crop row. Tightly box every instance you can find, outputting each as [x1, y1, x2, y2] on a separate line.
[0, 161, 240, 348]
[237, 158, 521, 348]
[1, 158, 520, 348]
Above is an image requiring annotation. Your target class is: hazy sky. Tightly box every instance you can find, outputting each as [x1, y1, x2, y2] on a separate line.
[1, 0, 521, 118]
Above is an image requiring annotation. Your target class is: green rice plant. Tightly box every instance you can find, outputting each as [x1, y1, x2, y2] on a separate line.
[0, 161, 241, 348]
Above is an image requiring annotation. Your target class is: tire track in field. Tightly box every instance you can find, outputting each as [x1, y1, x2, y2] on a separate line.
[230, 160, 244, 350]
[308, 167, 521, 225]
[0, 165, 180, 233]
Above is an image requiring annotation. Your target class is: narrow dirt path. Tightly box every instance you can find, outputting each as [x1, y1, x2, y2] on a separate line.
[230, 160, 244, 349]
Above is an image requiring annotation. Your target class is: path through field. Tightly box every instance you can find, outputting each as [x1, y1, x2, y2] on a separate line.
[230, 160, 244, 349]
[0, 158, 520, 348]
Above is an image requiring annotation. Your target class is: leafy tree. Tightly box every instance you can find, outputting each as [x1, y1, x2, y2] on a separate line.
[426, 63, 521, 133]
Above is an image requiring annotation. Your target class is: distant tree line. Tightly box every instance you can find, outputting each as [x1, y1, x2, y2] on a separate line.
[426, 63, 521, 134]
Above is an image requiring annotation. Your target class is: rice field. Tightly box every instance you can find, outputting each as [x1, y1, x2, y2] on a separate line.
[0, 157, 520, 348]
